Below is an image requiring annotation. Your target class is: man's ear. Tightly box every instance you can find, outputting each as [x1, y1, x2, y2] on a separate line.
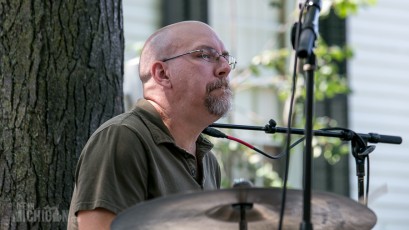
[150, 61, 172, 88]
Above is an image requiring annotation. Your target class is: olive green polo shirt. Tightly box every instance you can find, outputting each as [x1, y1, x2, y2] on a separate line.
[67, 99, 221, 229]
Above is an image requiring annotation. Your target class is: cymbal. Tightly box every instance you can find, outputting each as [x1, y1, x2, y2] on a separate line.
[111, 188, 376, 230]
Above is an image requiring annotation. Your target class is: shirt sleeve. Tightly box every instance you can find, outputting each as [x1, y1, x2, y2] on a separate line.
[72, 124, 148, 215]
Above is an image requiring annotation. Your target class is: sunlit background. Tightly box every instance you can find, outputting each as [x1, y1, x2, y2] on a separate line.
[122, 0, 409, 229]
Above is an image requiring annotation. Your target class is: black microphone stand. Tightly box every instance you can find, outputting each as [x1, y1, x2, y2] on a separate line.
[209, 121, 402, 226]
[298, 53, 316, 230]
[296, 0, 322, 228]
[350, 131, 376, 205]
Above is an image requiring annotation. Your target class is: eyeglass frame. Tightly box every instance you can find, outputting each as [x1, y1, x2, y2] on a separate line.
[162, 48, 237, 70]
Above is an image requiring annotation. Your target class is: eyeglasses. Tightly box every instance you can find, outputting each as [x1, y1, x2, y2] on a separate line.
[162, 48, 237, 70]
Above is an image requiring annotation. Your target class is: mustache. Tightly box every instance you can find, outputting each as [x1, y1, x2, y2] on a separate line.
[206, 78, 231, 93]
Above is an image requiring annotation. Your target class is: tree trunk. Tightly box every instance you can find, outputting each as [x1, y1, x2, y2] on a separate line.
[0, 0, 124, 229]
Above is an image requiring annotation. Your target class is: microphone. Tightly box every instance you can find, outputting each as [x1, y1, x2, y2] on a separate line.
[202, 127, 227, 138]
[297, 0, 322, 58]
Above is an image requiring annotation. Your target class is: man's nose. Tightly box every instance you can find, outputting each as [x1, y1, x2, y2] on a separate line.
[215, 57, 232, 78]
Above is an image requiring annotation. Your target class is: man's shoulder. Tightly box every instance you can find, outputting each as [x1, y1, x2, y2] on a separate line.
[94, 108, 147, 134]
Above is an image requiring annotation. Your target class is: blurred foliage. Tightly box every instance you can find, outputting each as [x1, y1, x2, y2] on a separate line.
[210, 136, 283, 189]
[329, 0, 378, 18]
[212, 0, 374, 188]
[312, 117, 350, 164]
[249, 37, 353, 101]
[269, 0, 378, 18]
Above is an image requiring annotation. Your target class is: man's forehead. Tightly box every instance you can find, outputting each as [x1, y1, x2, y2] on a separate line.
[165, 23, 227, 53]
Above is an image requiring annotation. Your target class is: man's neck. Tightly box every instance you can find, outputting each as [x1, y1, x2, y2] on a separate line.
[147, 99, 216, 155]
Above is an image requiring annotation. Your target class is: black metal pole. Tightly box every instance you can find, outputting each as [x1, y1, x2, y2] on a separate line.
[299, 53, 316, 230]
[297, 1, 321, 228]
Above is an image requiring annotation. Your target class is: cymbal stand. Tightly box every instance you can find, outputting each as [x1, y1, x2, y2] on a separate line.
[232, 203, 253, 230]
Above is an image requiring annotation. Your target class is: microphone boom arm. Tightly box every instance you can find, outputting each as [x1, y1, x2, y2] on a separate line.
[209, 119, 402, 145]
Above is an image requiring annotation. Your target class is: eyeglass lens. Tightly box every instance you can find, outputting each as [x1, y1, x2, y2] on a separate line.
[202, 49, 236, 69]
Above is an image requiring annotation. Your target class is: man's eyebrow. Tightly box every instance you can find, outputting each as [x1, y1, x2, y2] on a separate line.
[195, 45, 230, 55]
[221, 50, 230, 55]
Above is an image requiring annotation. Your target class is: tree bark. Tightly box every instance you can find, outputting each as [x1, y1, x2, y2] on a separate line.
[0, 0, 124, 229]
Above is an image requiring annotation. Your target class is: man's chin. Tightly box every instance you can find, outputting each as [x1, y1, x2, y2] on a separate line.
[206, 100, 231, 117]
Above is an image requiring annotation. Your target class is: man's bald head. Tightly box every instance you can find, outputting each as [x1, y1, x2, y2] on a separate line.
[138, 21, 219, 83]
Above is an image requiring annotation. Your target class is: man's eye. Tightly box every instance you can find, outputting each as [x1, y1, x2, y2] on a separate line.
[201, 53, 211, 59]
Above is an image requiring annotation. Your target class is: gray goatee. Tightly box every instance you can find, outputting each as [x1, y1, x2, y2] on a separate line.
[205, 78, 232, 117]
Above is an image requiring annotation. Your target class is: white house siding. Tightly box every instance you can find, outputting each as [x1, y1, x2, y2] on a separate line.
[348, 0, 409, 229]
[122, 0, 159, 109]
[123, 0, 160, 60]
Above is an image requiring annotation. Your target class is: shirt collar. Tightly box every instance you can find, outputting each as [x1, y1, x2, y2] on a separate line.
[131, 99, 214, 153]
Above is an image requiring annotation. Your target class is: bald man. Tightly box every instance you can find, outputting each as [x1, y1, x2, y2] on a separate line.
[67, 21, 236, 229]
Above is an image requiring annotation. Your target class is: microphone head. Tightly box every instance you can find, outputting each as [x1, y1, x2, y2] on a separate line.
[202, 127, 227, 138]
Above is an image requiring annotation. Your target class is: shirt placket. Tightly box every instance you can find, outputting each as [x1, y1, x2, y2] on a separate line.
[183, 152, 198, 180]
